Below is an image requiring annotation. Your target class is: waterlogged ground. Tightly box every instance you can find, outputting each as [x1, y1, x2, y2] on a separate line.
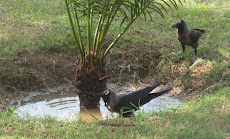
[8, 83, 182, 122]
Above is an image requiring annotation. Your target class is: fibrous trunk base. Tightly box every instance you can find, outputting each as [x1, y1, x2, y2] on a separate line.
[73, 58, 107, 109]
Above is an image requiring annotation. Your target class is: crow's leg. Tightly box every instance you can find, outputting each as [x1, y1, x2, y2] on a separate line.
[193, 48, 197, 62]
[176, 44, 185, 63]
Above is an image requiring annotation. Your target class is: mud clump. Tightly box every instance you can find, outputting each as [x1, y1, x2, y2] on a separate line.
[0, 50, 77, 93]
[106, 45, 163, 84]
[0, 47, 164, 99]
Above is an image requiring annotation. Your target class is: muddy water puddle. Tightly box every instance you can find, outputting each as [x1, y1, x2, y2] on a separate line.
[9, 84, 182, 122]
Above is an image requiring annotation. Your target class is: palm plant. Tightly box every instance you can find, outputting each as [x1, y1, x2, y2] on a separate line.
[65, 0, 183, 108]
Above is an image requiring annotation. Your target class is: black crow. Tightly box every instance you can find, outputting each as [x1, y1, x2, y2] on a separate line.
[96, 82, 173, 117]
[172, 19, 206, 62]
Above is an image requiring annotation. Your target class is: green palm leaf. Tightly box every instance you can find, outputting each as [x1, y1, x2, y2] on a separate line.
[65, 0, 184, 64]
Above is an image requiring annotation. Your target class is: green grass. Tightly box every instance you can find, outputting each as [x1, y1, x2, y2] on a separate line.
[0, 0, 76, 56]
[122, 0, 230, 63]
[7, 72, 29, 90]
[0, 87, 229, 138]
[119, 0, 230, 93]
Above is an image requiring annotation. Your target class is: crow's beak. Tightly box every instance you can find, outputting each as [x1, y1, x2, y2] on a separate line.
[171, 24, 178, 28]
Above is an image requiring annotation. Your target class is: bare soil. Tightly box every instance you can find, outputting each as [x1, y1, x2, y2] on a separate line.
[0, 46, 219, 101]
[0, 50, 77, 100]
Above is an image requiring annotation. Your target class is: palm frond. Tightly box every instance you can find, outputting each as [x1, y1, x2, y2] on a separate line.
[65, 0, 185, 63]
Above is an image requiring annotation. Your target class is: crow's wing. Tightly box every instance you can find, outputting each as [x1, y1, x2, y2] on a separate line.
[193, 29, 206, 33]
[140, 87, 173, 105]
[120, 82, 162, 109]
[189, 29, 206, 43]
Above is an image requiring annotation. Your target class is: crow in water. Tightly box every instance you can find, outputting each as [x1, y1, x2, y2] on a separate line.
[172, 19, 206, 62]
[95, 82, 173, 117]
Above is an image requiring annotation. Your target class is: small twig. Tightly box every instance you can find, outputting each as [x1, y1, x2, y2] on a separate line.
[99, 122, 135, 127]
[201, 71, 227, 94]
[64, 78, 72, 84]
[64, 78, 78, 87]
[108, 67, 117, 76]
[96, 127, 102, 134]
[0, 99, 8, 110]
[99, 75, 110, 81]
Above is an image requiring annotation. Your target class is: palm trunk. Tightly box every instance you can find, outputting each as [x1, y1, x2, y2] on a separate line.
[73, 58, 107, 109]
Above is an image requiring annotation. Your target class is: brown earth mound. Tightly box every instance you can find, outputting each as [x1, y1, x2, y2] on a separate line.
[0, 45, 222, 100]
[0, 50, 77, 93]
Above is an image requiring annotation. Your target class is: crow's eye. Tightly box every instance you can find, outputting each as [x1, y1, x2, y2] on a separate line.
[104, 90, 110, 95]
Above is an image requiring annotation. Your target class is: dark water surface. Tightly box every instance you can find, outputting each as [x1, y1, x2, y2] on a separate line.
[9, 84, 182, 122]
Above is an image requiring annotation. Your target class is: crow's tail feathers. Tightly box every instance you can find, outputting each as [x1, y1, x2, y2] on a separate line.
[194, 29, 207, 34]
[140, 82, 163, 93]
[149, 87, 173, 99]
[155, 87, 173, 95]
[140, 87, 173, 105]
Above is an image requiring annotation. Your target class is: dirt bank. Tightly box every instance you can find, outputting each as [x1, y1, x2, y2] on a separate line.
[0, 45, 222, 101]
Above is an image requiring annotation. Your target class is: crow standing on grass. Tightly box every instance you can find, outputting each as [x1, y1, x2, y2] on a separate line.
[95, 82, 173, 117]
[172, 19, 206, 62]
